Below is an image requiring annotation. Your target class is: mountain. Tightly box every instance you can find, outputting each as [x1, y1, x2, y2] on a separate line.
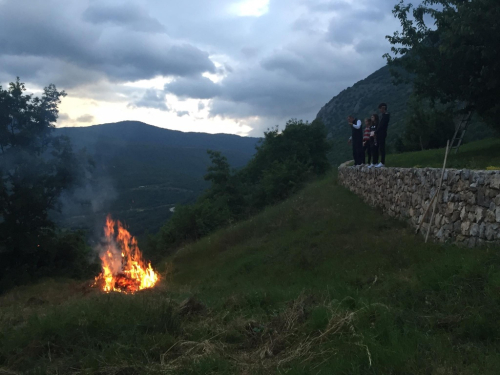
[316, 65, 413, 165]
[54, 121, 260, 234]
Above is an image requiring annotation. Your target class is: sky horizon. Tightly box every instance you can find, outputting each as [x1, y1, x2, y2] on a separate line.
[0, 0, 404, 137]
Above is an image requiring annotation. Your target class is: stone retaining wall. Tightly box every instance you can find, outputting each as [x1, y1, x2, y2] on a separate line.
[338, 166, 500, 246]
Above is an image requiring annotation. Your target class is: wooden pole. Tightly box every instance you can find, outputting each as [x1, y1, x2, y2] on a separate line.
[415, 189, 438, 234]
[416, 141, 451, 234]
[425, 140, 450, 243]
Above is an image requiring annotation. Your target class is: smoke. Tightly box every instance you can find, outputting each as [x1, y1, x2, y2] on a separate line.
[53, 161, 118, 232]
[58, 173, 117, 216]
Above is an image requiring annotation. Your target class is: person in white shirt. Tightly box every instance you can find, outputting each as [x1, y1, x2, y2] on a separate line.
[347, 115, 363, 165]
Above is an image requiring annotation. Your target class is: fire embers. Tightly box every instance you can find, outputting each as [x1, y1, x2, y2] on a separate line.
[94, 215, 159, 293]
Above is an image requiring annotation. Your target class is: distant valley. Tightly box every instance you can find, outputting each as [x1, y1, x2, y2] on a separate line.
[54, 121, 260, 235]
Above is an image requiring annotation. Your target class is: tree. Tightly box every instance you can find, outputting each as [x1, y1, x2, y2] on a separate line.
[0, 78, 88, 285]
[204, 150, 231, 193]
[385, 0, 500, 127]
[243, 118, 331, 206]
[399, 95, 455, 151]
[204, 150, 246, 218]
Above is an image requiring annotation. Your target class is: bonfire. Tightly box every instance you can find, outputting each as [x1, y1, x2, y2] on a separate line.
[94, 215, 159, 293]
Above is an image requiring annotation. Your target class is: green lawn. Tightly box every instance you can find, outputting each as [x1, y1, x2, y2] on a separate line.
[2, 173, 500, 374]
[386, 138, 500, 169]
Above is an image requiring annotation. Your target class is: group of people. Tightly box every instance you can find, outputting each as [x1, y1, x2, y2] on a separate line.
[348, 103, 390, 168]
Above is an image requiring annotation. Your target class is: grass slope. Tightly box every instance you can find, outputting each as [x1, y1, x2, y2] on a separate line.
[386, 138, 500, 169]
[2, 173, 500, 374]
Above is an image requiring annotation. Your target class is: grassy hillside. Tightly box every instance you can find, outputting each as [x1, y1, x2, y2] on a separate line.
[386, 138, 500, 169]
[2, 173, 500, 374]
[54, 121, 260, 234]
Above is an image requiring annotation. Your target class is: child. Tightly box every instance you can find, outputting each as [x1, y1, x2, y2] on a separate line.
[363, 118, 372, 165]
[368, 114, 379, 168]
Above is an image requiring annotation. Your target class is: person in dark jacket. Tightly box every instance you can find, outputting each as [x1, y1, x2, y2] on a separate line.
[347, 115, 363, 165]
[375, 103, 390, 167]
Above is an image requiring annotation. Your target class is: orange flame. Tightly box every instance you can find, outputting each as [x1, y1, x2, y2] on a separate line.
[94, 215, 159, 293]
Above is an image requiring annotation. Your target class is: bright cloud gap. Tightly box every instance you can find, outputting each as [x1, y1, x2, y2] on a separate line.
[231, 0, 270, 17]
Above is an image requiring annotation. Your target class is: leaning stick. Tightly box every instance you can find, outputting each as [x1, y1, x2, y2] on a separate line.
[416, 140, 450, 234]
[415, 191, 438, 234]
[425, 140, 450, 243]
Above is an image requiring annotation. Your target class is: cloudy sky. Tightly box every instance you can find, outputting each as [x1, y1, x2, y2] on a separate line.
[0, 0, 403, 137]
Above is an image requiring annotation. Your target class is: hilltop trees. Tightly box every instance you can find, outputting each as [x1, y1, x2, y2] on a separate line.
[243, 119, 331, 207]
[0, 78, 93, 289]
[385, 0, 500, 127]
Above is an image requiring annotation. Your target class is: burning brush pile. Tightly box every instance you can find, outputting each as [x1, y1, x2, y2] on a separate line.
[94, 215, 159, 293]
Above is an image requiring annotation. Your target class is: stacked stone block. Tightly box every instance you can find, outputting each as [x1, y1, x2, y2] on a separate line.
[338, 166, 500, 246]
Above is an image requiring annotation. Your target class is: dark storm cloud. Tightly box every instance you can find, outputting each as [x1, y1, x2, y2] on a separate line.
[0, 55, 106, 89]
[128, 89, 169, 111]
[210, 68, 336, 120]
[206, 38, 371, 125]
[0, 0, 410, 136]
[259, 47, 356, 83]
[326, 8, 385, 45]
[98, 40, 216, 82]
[240, 47, 261, 59]
[149, 0, 396, 132]
[77, 114, 95, 123]
[165, 76, 222, 99]
[83, 2, 166, 33]
[200, 0, 401, 131]
[355, 39, 387, 54]
[0, 0, 215, 88]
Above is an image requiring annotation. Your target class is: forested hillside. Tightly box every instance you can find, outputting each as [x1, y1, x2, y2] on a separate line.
[54, 121, 260, 234]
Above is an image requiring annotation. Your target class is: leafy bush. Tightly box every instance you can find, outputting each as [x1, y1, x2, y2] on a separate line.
[0, 231, 98, 293]
[159, 198, 233, 248]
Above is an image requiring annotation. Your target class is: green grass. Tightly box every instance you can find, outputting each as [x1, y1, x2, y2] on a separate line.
[386, 138, 500, 169]
[2, 173, 500, 374]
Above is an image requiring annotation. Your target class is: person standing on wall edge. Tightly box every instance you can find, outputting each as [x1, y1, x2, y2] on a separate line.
[347, 115, 363, 166]
[375, 103, 390, 168]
